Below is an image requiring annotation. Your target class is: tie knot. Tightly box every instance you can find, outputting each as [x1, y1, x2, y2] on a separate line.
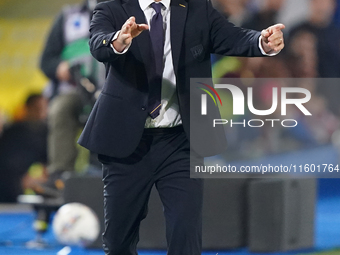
[151, 2, 163, 14]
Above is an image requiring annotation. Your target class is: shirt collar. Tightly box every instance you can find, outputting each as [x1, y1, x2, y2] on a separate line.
[139, 0, 170, 12]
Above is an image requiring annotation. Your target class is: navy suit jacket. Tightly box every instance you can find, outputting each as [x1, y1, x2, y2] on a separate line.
[78, 0, 263, 158]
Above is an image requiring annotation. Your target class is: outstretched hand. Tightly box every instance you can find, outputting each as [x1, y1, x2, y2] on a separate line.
[112, 16, 149, 53]
[261, 23, 285, 55]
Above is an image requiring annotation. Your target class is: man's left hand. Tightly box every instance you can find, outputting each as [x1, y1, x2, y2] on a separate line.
[261, 24, 285, 55]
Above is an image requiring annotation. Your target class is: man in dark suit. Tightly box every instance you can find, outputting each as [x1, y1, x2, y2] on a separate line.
[78, 0, 284, 254]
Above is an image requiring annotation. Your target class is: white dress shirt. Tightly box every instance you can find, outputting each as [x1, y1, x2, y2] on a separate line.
[112, 0, 180, 128]
[139, 0, 182, 128]
[111, 0, 277, 128]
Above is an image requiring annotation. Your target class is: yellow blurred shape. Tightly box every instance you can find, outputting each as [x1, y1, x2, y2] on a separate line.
[0, 18, 51, 118]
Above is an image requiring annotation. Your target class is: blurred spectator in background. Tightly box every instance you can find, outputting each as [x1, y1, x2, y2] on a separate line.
[23, 94, 49, 122]
[274, 0, 309, 32]
[288, 0, 340, 117]
[289, 0, 340, 78]
[286, 29, 319, 78]
[39, 0, 105, 196]
[212, 0, 249, 26]
[242, 0, 285, 31]
[0, 94, 48, 203]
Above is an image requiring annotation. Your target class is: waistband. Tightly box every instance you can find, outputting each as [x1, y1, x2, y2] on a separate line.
[143, 125, 184, 135]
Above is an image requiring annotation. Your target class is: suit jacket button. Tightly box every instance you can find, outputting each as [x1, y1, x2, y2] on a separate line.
[141, 107, 146, 111]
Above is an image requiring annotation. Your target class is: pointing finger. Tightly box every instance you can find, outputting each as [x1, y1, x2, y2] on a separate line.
[273, 23, 285, 31]
[268, 23, 285, 34]
[137, 24, 149, 31]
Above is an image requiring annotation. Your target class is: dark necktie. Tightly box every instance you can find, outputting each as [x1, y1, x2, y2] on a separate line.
[148, 2, 164, 119]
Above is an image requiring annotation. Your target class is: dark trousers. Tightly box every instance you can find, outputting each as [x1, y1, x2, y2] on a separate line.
[98, 126, 204, 255]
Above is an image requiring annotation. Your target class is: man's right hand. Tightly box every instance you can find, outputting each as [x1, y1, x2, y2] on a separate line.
[112, 16, 149, 53]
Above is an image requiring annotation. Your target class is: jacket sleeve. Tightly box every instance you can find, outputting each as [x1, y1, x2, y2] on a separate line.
[89, 3, 121, 63]
[207, 0, 263, 57]
[40, 13, 65, 80]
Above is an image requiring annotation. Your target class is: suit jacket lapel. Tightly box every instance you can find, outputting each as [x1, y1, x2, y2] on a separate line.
[122, 0, 154, 79]
[170, 0, 188, 76]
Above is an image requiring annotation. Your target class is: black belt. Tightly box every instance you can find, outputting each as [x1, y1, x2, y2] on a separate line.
[143, 125, 184, 135]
